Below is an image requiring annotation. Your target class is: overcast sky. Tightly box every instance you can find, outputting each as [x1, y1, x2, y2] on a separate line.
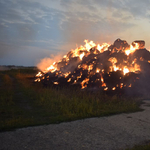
[0, 0, 150, 66]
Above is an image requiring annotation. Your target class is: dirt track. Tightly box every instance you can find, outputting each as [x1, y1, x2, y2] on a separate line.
[0, 100, 150, 150]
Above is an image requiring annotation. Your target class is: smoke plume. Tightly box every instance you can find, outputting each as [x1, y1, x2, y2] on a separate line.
[37, 54, 63, 71]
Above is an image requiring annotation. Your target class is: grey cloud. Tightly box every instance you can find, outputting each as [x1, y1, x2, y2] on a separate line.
[93, 0, 124, 9]
[0, 9, 21, 22]
[60, 13, 106, 44]
[93, 0, 150, 19]
[0, 42, 20, 58]
[59, 7, 136, 47]
[0, 0, 65, 59]
[1, 0, 150, 66]
[0, 0, 51, 25]
[60, 0, 98, 13]
[0, 0, 56, 40]
[0, 1, 34, 25]
[60, 0, 75, 7]
[113, 0, 150, 19]
[0, 0, 46, 60]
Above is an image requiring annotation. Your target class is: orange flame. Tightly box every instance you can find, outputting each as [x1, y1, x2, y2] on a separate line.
[35, 39, 144, 91]
[125, 42, 139, 56]
[81, 78, 89, 89]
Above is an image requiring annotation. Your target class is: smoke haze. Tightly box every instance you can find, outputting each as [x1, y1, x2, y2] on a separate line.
[37, 54, 63, 71]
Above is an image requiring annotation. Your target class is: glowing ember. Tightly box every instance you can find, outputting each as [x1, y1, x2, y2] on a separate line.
[123, 66, 129, 75]
[112, 87, 116, 90]
[35, 38, 150, 93]
[96, 68, 100, 73]
[79, 52, 85, 60]
[104, 87, 108, 91]
[128, 84, 132, 87]
[81, 78, 89, 89]
[53, 82, 59, 85]
[125, 43, 139, 56]
[36, 72, 42, 77]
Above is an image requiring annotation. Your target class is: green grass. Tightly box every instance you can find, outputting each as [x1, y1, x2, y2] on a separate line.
[0, 67, 143, 132]
[125, 141, 150, 150]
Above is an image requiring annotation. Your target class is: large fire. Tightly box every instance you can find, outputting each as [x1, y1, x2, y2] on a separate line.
[35, 39, 150, 94]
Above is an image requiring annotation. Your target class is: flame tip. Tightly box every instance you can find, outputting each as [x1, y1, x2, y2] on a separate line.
[35, 39, 147, 91]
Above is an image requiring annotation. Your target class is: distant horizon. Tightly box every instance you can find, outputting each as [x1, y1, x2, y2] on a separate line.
[0, 65, 36, 67]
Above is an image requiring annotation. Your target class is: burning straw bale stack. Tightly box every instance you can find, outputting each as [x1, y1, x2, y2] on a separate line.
[35, 39, 150, 96]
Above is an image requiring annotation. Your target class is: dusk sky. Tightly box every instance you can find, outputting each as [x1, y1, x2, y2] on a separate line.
[0, 0, 150, 66]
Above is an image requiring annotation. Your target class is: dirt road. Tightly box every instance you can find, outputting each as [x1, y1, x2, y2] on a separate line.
[0, 100, 150, 150]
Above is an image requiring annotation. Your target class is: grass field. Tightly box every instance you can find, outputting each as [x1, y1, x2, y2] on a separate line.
[0, 67, 144, 132]
[125, 141, 150, 150]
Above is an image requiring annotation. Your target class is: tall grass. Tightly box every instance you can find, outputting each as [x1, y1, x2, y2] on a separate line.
[0, 68, 142, 131]
[0, 73, 14, 111]
[125, 141, 150, 150]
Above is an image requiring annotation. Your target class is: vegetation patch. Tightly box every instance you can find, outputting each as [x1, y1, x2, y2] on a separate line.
[125, 141, 150, 150]
[0, 67, 144, 132]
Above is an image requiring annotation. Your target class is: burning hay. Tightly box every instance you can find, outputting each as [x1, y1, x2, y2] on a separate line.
[35, 39, 150, 96]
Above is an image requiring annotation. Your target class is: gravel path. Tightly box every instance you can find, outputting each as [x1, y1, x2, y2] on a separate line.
[0, 100, 150, 150]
